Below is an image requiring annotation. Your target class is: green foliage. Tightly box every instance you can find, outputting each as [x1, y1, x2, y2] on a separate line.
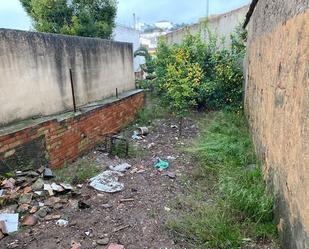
[20, 0, 117, 39]
[168, 112, 277, 248]
[134, 46, 156, 83]
[155, 25, 246, 112]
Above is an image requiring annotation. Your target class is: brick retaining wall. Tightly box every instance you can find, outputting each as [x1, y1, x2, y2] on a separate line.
[0, 90, 144, 171]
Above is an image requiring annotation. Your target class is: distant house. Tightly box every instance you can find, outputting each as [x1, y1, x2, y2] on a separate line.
[140, 30, 167, 55]
[155, 20, 173, 30]
[113, 25, 145, 73]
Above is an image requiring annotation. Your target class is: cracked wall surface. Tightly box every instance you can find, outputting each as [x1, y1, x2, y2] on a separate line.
[245, 1, 309, 248]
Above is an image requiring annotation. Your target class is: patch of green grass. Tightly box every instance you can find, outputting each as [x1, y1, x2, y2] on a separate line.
[167, 111, 277, 248]
[54, 158, 100, 184]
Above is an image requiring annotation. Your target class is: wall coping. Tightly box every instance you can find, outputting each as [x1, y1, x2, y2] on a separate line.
[0, 89, 144, 136]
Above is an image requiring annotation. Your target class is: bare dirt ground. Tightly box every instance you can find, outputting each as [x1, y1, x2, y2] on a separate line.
[0, 115, 200, 249]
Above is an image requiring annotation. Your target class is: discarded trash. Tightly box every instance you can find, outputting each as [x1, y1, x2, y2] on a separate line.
[132, 131, 142, 140]
[155, 159, 169, 170]
[0, 220, 8, 234]
[89, 171, 124, 193]
[147, 143, 155, 149]
[56, 219, 68, 227]
[171, 124, 178, 129]
[135, 127, 149, 135]
[164, 207, 171, 212]
[107, 243, 125, 249]
[0, 190, 4, 197]
[43, 167, 54, 179]
[166, 156, 176, 160]
[109, 163, 132, 173]
[0, 214, 19, 233]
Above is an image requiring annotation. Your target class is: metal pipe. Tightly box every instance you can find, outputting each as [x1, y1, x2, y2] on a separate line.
[116, 88, 119, 99]
[69, 68, 77, 112]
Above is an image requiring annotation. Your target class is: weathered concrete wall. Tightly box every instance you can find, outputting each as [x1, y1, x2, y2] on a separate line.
[244, 1, 309, 248]
[0, 29, 135, 126]
[165, 5, 249, 47]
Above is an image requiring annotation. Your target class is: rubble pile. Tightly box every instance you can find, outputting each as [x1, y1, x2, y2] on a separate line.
[0, 166, 76, 240]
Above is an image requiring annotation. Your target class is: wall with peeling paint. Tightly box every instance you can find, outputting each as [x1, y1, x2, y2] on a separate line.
[244, 1, 309, 248]
[0, 29, 135, 126]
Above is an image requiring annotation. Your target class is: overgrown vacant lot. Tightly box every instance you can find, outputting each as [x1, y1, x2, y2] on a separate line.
[0, 97, 278, 249]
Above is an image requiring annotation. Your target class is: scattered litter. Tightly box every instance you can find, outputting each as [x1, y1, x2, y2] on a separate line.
[0, 190, 4, 197]
[43, 167, 54, 179]
[109, 163, 132, 173]
[155, 159, 169, 170]
[135, 127, 149, 135]
[132, 131, 142, 140]
[0, 214, 19, 233]
[56, 219, 68, 227]
[164, 207, 171, 212]
[0, 220, 8, 234]
[171, 124, 178, 128]
[34, 191, 43, 196]
[38, 202, 45, 207]
[166, 156, 176, 160]
[107, 243, 125, 249]
[89, 171, 124, 193]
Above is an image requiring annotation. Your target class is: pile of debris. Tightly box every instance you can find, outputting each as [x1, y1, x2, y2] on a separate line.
[0, 166, 76, 240]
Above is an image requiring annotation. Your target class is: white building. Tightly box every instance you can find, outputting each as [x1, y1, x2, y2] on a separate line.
[113, 25, 144, 72]
[155, 20, 173, 30]
[140, 30, 167, 54]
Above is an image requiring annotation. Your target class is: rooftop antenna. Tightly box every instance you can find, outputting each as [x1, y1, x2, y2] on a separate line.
[206, 0, 209, 18]
[133, 13, 136, 30]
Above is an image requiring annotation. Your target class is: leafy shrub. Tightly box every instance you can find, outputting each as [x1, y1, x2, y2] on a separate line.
[155, 25, 246, 112]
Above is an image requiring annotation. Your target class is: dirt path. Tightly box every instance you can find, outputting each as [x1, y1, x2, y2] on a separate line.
[0, 115, 199, 249]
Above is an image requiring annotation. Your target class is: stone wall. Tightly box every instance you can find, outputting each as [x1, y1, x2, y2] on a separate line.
[0, 90, 144, 170]
[165, 5, 249, 47]
[244, 0, 309, 248]
[0, 29, 135, 126]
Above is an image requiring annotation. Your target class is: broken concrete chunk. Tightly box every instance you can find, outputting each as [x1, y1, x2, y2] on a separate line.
[44, 184, 54, 196]
[96, 238, 109, 245]
[22, 215, 37, 226]
[17, 204, 30, 213]
[31, 178, 44, 191]
[43, 168, 54, 179]
[89, 171, 124, 193]
[18, 193, 33, 204]
[0, 213, 19, 233]
[36, 207, 49, 218]
[1, 178, 15, 189]
[109, 163, 132, 173]
[60, 183, 74, 191]
[29, 206, 38, 214]
[51, 183, 64, 192]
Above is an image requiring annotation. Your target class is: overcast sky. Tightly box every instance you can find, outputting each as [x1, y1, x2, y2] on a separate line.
[0, 0, 251, 30]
